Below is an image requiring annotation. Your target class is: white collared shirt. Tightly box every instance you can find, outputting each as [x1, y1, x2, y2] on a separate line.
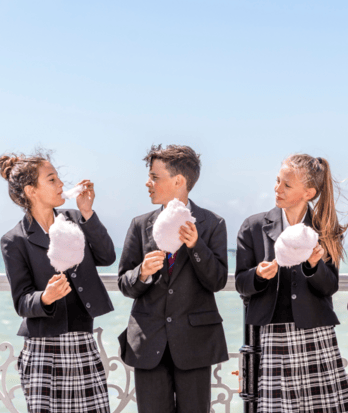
[282, 206, 307, 230]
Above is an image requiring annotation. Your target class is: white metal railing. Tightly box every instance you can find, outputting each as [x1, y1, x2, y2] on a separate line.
[0, 274, 243, 413]
[1, 273, 347, 413]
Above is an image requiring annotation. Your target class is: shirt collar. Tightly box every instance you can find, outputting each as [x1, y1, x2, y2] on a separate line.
[161, 199, 191, 211]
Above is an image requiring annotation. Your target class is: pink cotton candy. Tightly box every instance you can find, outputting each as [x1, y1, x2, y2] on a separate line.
[47, 214, 85, 272]
[61, 185, 84, 200]
[275, 223, 318, 268]
[153, 198, 196, 254]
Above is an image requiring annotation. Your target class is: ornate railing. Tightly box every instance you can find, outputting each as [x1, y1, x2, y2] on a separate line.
[1, 274, 348, 413]
[0, 274, 244, 413]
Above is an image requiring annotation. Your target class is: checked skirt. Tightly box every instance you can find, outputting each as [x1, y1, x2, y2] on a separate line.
[17, 332, 110, 413]
[258, 323, 348, 413]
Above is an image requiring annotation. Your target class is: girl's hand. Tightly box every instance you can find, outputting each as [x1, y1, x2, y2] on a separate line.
[307, 242, 324, 268]
[179, 221, 198, 249]
[76, 180, 95, 221]
[41, 274, 71, 306]
[256, 259, 278, 279]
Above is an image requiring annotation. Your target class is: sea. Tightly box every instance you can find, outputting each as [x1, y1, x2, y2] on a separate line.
[1, 250, 348, 413]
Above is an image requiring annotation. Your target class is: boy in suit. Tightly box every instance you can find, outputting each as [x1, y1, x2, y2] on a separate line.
[118, 144, 229, 413]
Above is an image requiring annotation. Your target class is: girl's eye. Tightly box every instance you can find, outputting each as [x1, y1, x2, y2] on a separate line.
[285, 184, 290, 188]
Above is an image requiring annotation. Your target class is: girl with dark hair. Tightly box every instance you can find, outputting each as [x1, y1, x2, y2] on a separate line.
[235, 154, 348, 412]
[0, 152, 115, 413]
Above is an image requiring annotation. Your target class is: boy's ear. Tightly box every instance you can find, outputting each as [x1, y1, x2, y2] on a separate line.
[175, 174, 188, 192]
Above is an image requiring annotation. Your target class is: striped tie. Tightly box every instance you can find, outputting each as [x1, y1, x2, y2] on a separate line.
[167, 252, 178, 276]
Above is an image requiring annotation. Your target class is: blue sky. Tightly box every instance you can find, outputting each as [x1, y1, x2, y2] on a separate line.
[0, 0, 347, 247]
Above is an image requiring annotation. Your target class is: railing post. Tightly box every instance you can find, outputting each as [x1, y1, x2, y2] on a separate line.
[239, 305, 261, 413]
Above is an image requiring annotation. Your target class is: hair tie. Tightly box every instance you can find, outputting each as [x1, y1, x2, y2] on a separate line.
[317, 157, 323, 164]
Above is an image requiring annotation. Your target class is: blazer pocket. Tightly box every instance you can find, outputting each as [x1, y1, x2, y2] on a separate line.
[188, 311, 223, 327]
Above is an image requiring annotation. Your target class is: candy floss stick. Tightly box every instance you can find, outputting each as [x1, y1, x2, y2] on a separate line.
[61, 184, 84, 200]
[47, 214, 85, 273]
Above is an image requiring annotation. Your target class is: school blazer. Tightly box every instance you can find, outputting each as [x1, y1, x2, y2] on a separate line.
[117, 200, 229, 371]
[235, 206, 340, 328]
[1, 209, 115, 337]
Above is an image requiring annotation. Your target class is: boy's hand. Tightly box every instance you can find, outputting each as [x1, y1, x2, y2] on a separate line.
[179, 221, 198, 249]
[140, 250, 166, 281]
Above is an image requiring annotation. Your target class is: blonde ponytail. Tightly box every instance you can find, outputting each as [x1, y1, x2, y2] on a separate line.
[284, 154, 347, 268]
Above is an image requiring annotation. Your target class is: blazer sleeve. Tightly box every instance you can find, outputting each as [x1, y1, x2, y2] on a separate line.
[1, 235, 57, 318]
[118, 218, 154, 299]
[79, 211, 116, 267]
[301, 258, 339, 296]
[235, 218, 269, 297]
[187, 217, 228, 292]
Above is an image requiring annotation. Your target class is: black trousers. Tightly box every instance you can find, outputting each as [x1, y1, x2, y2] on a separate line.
[134, 344, 212, 413]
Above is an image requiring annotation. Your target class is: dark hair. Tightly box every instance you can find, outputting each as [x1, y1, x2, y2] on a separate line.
[0, 149, 52, 214]
[143, 144, 201, 192]
[283, 154, 347, 267]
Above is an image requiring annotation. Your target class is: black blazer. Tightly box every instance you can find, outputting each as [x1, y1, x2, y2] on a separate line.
[117, 200, 229, 371]
[235, 206, 340, 328]
[1, 209, 115, 337]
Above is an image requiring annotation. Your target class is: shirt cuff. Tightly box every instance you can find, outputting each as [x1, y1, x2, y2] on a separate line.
[138, 267, 153, 284]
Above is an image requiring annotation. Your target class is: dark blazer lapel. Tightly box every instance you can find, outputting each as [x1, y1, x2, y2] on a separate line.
[145, 208, 170, 283]
[262, 207, 282, 261]
[145, 208, 161, 252]
[303, 207, 313, 227]
[23, 214, 50, 250]
[169, 200, 205, 286]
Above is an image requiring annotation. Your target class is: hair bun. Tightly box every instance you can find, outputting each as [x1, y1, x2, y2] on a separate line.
[0, 155, 19, 180]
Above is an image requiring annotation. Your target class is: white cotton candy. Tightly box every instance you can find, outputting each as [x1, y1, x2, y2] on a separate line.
[153, 198, 196, 254]
[47, 214, 85, 272]
[275, 223, 318, 267]
[61, 185, 84, 200]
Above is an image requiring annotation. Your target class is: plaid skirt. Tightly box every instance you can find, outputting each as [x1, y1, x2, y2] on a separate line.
[258, 323, 348, 413]
[17, 332, 110, 413]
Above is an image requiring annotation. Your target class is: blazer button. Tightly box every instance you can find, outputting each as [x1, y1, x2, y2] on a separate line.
[71, 273, 77, 278]
[292, 270, 297, 275]
[167, 317, 172, 323]
[78, 287, 83, 292]
[86, 302, 91, 309]
[292, 282, 297, 287]
[196, 258, 201, 262]
[194, 252, 199, 258]
[168, 289, 173, 295]
[291, 294, 297, 300]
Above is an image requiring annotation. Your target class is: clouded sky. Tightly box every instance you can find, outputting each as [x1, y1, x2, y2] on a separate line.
[1, 0, 347, 247]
